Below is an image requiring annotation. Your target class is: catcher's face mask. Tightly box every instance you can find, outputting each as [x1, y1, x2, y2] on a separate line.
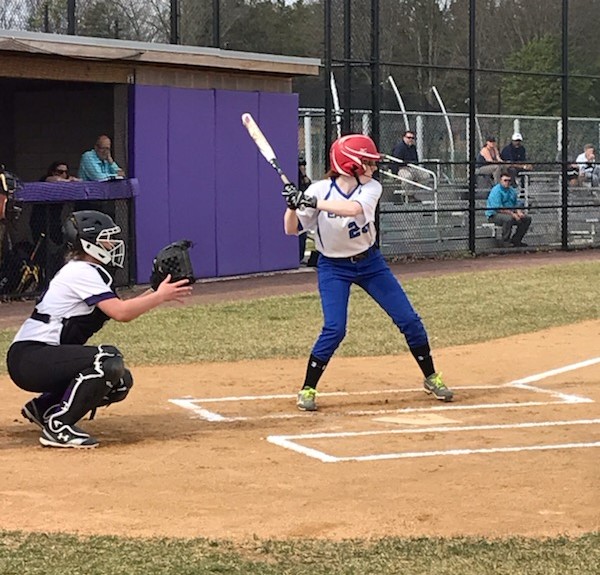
[81, 226, 125, 268]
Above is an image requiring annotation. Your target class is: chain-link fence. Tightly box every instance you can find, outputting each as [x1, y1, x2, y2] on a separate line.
[298, 108, 600, 258]
[4, 1, 600, 265]
[300, 109, 600, 179]
[0, 197, 134, 300]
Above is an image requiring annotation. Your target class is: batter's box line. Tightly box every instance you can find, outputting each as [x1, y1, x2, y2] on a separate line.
[169, 390, 591, 423]
[266, 418, 600, 463]
[504, 356, 600, 402]
[168, 358, 598, 422]
[169, 397, 583, 422]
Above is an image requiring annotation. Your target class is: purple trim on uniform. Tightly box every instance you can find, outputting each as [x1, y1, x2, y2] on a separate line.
[84, 292, 117, 306]
[324, 179, 336, 200]
[329, 179, 359, 200]
[316, 226, 324, 251]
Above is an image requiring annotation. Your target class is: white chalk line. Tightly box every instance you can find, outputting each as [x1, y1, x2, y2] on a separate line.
[168, 357, 598, 425]
[337, 443, 600, 463]
[267, 419, 600, 462]
[169, 357, 600, 461]
[506, 356, 600, 385]
[169, 398, 589, 422]
[271, 418, 600, 441]
[173, 386, 496, 404]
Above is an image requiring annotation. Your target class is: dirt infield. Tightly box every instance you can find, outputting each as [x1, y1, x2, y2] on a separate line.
[0, 250, 599, 541]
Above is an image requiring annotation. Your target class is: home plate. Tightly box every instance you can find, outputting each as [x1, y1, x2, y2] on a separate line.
[373, 414, 458, 426]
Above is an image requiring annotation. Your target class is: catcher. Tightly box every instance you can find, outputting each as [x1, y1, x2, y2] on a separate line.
[6, 210, 194, 449]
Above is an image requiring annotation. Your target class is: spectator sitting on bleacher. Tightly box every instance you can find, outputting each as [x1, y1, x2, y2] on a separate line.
[43, 161, 81, 183]
[485, 170, 532, 248]
[30, 161, 79, 286]
[575, 144, 600, 187]
[78, 135, 125, 181]
[390, 130, 429, 186]
[500, 132, 533, 187]
[476, 135, 503, 185]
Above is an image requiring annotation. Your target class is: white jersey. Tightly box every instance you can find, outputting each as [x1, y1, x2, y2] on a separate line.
[12, 259, 117, 346]
[296, 177, 382, 258]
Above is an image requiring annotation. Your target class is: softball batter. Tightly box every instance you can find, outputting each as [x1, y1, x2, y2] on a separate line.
[6, 210, 192, 448]
[283, 134, 453, 411]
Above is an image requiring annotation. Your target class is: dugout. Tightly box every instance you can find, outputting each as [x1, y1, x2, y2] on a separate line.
[0, 30, 319, 293]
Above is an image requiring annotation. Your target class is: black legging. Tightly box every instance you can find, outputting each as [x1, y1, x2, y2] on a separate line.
[7, 341, 103, 393]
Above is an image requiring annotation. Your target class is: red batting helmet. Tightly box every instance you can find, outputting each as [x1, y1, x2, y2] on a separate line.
[330, 134, 381, 176]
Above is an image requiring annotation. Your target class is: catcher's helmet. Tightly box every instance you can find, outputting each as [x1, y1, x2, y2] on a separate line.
[330, 134, 381, 176]
[63, 210, 125, 268]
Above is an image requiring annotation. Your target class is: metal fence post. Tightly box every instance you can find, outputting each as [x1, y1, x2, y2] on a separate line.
[324, 1, 332, 166]
[468, 0, 476, 253]
[560, 0, 569, 248]
[213, 0, 220, 48]
[67, 0, 76, 35]
[170, 0, 180, 45]
[43, 3, 49, 33]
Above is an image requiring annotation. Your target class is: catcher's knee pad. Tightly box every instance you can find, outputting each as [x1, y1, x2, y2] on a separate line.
[96, 346, 125, 385]
[101, 369, 133, 406]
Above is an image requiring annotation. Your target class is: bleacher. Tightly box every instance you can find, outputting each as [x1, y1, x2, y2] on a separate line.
[378, 171, 600, 256]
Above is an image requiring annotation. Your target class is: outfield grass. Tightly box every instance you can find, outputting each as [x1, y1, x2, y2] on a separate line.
[1, 260, 599, 573]
[2, 260, 598, 370]
[0, 531, 599, 575]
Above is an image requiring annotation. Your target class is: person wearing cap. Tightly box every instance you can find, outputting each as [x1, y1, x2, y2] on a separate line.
[501, 132, 533, 187]
[485, 169, 532, 248]
[476, 135, 503, 184]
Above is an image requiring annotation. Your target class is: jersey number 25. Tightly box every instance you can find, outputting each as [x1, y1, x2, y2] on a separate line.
[348, 222, 369, 238]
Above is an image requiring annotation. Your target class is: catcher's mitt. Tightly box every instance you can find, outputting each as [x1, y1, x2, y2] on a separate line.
[150, 240, 196, 291]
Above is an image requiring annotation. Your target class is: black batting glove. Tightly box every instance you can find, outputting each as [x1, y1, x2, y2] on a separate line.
[282, 183, 302, 210]
[297, 193, 318, 209]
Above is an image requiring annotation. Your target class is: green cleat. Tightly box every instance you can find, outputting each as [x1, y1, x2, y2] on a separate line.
[423, 372, 454, 402]
[296, 386, 318, 411]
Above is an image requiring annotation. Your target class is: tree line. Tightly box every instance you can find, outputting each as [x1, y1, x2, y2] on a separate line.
[6, 0, 600, 118]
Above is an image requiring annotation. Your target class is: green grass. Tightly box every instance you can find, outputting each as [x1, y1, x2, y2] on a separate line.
[1, 260, 599, 572]
[1, 261, 598, 370]
[0, 532, 598, 574]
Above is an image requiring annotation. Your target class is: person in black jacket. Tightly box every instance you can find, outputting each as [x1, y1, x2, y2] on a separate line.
[390, 130, 429, 186]
[500, 133, 532, 187]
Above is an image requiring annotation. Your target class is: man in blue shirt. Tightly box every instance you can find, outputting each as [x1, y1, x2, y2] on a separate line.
[485, 170, 532, 247]
[78, 135, 125, 181]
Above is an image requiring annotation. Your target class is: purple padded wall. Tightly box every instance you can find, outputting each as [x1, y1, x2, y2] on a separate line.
[257, 92, 300, 271]
[167, 88, 217, 278]
[215, 90, 261, 276]
[131, 86, 170, 283]
[132, 85, 298, 281]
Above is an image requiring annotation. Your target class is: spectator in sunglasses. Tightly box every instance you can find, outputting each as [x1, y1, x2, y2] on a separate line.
[43, 162, 80, 183]
[390, 130, 430, 191]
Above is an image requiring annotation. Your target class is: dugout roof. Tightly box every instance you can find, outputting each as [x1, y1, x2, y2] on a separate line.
[0, 29, 320, 90]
